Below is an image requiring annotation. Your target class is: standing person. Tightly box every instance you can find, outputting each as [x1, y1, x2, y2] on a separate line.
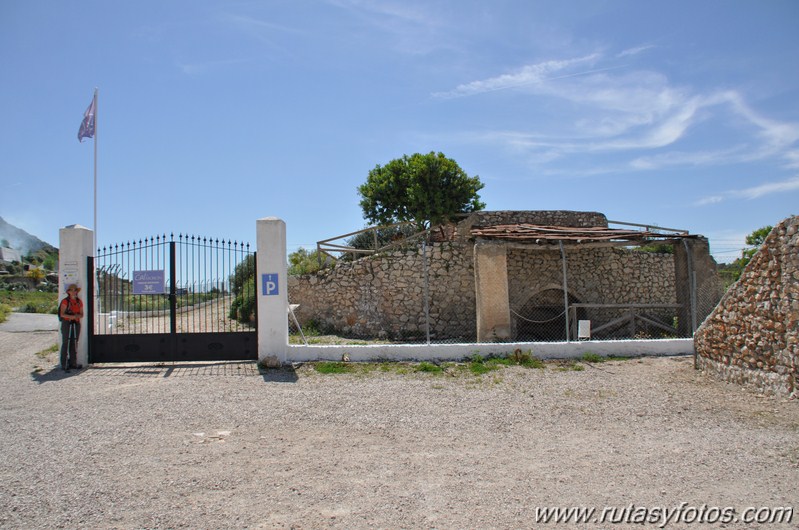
[59, 284, 84, 372]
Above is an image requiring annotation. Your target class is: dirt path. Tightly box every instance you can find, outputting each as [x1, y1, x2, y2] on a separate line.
[0, 326, 797, 529]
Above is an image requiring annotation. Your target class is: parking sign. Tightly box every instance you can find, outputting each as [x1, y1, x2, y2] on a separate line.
[262, 273, 279, 296]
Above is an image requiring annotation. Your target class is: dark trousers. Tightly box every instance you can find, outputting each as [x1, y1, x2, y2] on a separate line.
[60, 320, 81, 369]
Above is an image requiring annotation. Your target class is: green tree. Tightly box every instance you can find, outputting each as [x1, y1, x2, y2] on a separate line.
[228, 255, 256, 325]
[357, 152, 485, 231]
[741, 225, 773, 263]
[42, 255, 56, 271]
[288, 247, 332, 275]
[229, 255, 255, 297]
[717, 225, 773, 289]
[345, 223, 421, 254]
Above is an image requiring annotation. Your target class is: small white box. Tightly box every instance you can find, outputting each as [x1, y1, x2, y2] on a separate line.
[578, 320, 591, 340]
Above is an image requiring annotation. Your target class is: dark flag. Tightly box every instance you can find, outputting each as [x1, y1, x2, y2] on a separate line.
[77, 96, 96, 142]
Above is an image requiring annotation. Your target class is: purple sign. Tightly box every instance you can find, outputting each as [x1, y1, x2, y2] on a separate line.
[133, 270, 166, 295]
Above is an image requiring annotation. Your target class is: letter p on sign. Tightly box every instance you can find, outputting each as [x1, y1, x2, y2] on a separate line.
[262, 273, 279, 296]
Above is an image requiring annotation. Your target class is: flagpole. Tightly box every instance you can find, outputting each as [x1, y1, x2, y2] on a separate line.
[93, 88, 98, 254]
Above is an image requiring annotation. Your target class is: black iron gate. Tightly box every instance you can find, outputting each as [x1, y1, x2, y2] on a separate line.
[89, 234, 257, 363]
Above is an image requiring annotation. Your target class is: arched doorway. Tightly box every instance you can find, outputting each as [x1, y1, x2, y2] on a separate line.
[513, 289, 584, 342]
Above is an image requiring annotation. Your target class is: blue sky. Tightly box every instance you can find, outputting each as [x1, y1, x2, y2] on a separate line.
[1, 0, 798, 263]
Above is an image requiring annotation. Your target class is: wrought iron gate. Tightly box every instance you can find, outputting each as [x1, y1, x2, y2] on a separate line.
[89, 234, 257, 363]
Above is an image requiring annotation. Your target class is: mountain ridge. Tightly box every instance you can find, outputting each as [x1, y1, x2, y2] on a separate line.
[0, 216, 57, 255]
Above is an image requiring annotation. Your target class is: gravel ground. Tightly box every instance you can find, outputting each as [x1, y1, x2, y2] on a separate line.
[1, 324, 798, 529]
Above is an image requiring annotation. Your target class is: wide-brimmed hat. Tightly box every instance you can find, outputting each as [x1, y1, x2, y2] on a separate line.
[66, 284, 81, 293]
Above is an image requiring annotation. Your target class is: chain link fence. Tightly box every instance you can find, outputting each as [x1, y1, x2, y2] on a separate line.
[288, 238, 723, 345]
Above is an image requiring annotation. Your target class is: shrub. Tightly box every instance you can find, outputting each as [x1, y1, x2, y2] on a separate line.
[468, 354, 502, 375]
[0, 291, 58, 314]
[520, 355, 545, 369]
[314, 361, 354, 374]
[229, 277, 256, 324]
[288, 247, 333, 275]
[416, 361, 443, 374]
[301, 320, 318, 335]
[0, 303, 11, 324]
[581, 352, 605, 363]
[508, 348, 545, 368]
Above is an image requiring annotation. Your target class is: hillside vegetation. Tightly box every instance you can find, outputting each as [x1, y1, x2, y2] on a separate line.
[0, 216, 60, 314]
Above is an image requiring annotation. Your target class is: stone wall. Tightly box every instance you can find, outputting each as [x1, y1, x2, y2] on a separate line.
[694, 216, 799, 397]
[456, 210, 608, 239]
[289, 242, 476, 340]
[507, 247, 677, 339]
[289, 210, 690, 341]
[508, 247, 676, 307]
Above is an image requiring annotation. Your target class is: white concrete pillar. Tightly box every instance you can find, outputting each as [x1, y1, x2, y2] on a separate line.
[58, 224, 94, 367]
[256, 217, 288, 366]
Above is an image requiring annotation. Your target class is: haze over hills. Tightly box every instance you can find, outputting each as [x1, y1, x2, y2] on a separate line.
[0, 216, 57, 256]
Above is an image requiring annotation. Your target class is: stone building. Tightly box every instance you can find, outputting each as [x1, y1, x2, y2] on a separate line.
[0, 247, 22, 265]
[289, 210, 722, 342]
[695, 216, 798, 397]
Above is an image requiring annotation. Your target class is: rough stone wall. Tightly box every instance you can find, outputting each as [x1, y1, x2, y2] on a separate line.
[289, 211, 684, 340]
[290, 211, 607, 339]
[694, 216, 799, 397]
[508, 247, 675, 308]
[507, 247, 676, 338]
[457, 210, 607, 239]
[290, 242, 676, 340]
[289, 242, 476, 340]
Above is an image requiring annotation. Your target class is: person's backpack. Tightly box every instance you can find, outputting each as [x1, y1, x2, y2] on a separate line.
[58, 297, 75, 323]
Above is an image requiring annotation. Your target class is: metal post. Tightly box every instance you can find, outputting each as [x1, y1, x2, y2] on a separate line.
[682, 239, 698, 368]
[169, 241, 177, 335]
[559, 241, 570, 342]
[93, 88, 98, 255]
[422, 237, 431, 345]
[682, 240, 696, 334]
[691, 271, 698, 333]
[86, 255, 94, 363]
[251, 248, 257, 328]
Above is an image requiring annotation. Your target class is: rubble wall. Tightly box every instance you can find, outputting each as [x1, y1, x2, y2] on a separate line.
[694, 216, 799, 397]
[288, 211, 681, 340]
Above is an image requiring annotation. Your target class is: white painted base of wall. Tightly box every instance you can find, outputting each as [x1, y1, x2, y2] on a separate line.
[286, 338, 694, 363]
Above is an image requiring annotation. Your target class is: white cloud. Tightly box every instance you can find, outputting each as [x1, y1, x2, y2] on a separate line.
[784, 150, 799, 169]
[432, 54, 601, 99]
[738, 175, 799, 199]
[221, 13, 300, 34]
[326, 0, 431, 24]
[695, 195, 724, 206]
[695, 175, 799, 205]
[435, 53, 799, 174]
[324, 0, 449, 54]
[616, 44, 655, 58]
[629, 146, 743, 170]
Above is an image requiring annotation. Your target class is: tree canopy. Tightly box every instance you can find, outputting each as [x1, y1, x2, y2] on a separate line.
[357, 152, 485, 231]
[742, 225, 773, 262]
[288, 247, 331, 275]
[716, 225, 774, 289]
